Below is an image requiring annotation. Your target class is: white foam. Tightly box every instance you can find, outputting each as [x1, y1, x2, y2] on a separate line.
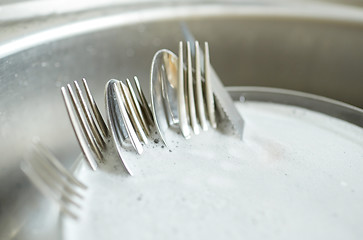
[63, 101, 363, 240]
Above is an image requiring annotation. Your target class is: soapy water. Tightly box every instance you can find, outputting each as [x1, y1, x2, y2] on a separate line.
[64, 101, 363, 240]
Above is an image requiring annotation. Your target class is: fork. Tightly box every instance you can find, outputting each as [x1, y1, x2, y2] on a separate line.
[61, 78, 109, 171]
[21, 141, 87, 219]
[105, 77, 154, 157]
[61, 77, 152, 175]
[181, 23, 244, 139]
[178, 41, 217, 139]
[150, 41, 218, 144]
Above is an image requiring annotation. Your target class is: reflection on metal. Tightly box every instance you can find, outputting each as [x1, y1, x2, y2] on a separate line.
[21, 140, 87, 220]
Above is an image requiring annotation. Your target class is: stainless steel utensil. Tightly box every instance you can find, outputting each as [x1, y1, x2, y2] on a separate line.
[62, 77, 152, 176]
[3, 2, 363, 239]
[61, 79, 108, 171]
[177, 41, 217, 138]
[105, 77, 153, 160]
[21, 141, 86, 219]
[181, 23, 245, 139]
[151, 41, 232, 144]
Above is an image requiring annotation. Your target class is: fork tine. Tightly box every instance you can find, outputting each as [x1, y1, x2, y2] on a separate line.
[22, 143, 86, 208]
[186, 41, 200, 135]
[178, 41, 191, 139]
[105, 79, 133, 175]
[66, 84, 103, 161]
[31, 154, 83, 201]
[74, 81, 106, 149]
[67, 84, 102, 159]
[126, 79, 151, 137]
[204, 42, 217, 128]
[114, 81, 144, 154]
[82, 78, 109, 138]
[133, 76, 154, 128]
[195, 41, 208, 131]
[34, 141, 87, 189]
[21, 160, 79, 219]
[121, 81, 149, 144]
[61, 87, 98, 170]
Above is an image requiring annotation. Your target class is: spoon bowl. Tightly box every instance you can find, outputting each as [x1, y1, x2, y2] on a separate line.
[150, 49, 180, 145]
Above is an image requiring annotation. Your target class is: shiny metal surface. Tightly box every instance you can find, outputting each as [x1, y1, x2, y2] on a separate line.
[228, 86, 363, 128]
[151, 40, 240, 144]
[177, 41, 191, 138]
[186, 42, 200, 135]
[120, 80, 148, 145]
[105, 79, 135, 175]
[1, 2, 363, 240]
[104, 77, 153, 168]
[150, 49, 178, 145]
[61, 79, 106, 171]
[178, 41, 217, 136]
[181, 26, 244, 137]
[21, 141, 87, 220]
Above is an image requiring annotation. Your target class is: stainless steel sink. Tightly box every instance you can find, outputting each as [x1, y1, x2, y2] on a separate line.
[1, 1, 363, 239]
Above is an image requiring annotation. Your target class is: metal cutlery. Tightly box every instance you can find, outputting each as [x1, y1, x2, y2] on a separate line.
[61, 78, 108, 171]
[151, 41, 219, 144]
[181, 23, 245, 139]
[178, 41, 217, 139]
[105, 77, 153, 160]
[60, 39, 243, 176]
[61, 77, 153, 175]
[21, 141, 86, 219]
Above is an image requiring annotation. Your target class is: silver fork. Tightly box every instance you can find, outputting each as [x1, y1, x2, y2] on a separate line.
[61, 78, 109, 171]
[150, 41, 218, 144]
[181, 23, 244, 139]
[21, 141, 87, 219]
[178, 41, 217, 139]
[61, 77, 152, 175]
[105, 77, 153, 157]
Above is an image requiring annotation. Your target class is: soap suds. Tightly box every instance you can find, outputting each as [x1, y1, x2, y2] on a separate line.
[63, 102, 363, 240]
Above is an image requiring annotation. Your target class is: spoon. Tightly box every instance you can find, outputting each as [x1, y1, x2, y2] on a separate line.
[150, 49, 179, 146]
